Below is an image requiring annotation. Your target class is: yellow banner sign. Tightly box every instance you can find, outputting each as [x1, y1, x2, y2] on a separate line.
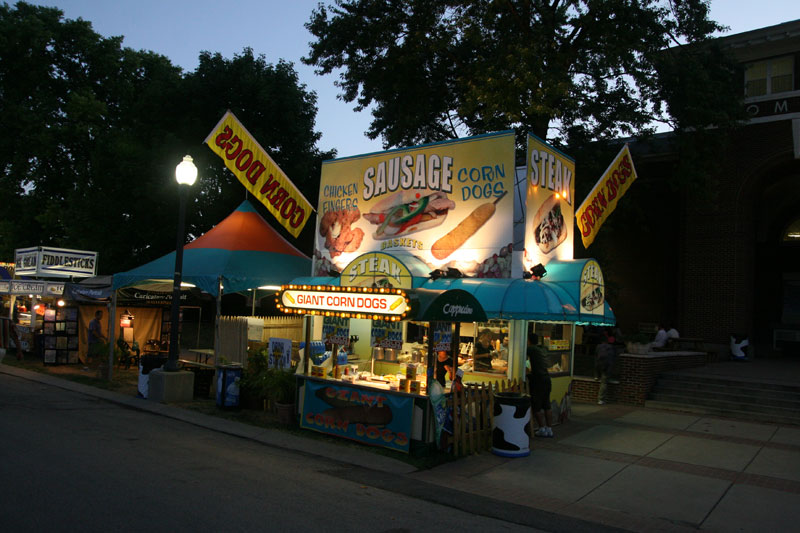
[576, 144, 638, 248]
[204, 110, 313, 238]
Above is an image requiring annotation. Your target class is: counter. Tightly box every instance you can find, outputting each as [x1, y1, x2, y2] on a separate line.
[297, 374, 433, 453]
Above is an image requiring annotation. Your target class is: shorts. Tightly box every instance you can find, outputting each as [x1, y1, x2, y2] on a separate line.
[529, 376, 552, 412]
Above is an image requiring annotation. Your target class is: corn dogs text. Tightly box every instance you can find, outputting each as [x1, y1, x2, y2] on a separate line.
[431, 192, 506, 260]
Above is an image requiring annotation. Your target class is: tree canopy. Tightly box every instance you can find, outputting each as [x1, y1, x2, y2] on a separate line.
[303, 0, 743, 149]
[0, 2, 332, 274]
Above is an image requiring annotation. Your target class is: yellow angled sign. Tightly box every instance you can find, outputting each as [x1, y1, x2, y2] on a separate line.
[576, 144, 638, 248]
[204, 110, 313, 237]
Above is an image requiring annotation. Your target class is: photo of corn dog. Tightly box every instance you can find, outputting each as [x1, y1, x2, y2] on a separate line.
[431, 191, 507, 260]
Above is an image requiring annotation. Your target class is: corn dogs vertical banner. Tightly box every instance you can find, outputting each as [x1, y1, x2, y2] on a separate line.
[314, 131, 515, 278]
[524, 134, 575, 270]
[575, 144, 638, 249]
[205, 110, 313, 238]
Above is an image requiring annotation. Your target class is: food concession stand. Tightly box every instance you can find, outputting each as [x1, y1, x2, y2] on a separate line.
[277, 131, 615, 453]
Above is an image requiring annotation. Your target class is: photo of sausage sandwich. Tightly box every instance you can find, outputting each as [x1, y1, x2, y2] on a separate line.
[533, 194, 567, 254]
[363, 189, 456, 240]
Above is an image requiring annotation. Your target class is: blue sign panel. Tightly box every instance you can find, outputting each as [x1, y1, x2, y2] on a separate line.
[300, 379, 413, 453]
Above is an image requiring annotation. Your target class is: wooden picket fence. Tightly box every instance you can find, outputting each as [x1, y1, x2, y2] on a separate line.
[218, 316, 248, 366]
[449, 378, 524, 456]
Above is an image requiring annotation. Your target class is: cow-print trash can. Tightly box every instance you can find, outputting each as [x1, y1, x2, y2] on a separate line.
[491, 392, 531, 457]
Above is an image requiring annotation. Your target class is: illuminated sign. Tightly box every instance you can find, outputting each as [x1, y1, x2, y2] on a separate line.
[579, 260, 605, 315]
[0, 280, 65, 296]
[524, 134, 575, 270]
[314, 131, 515, 277]
[14, 246, 97, 278]
[277, 285, 409, 320]
[340, 252, 413, 289]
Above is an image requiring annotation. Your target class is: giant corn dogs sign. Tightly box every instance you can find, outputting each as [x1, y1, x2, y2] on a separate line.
[313, 132, 515, 278]
[205, 110, 313, 238]
[524, 134, 575, 270]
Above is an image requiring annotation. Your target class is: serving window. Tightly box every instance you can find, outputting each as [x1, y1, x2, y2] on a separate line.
[530, 322, 572, 377]
[464, 320, 509, 375]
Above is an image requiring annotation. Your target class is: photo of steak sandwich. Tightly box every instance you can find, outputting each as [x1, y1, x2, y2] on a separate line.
[533, 194, 567, 254]
[364, 189, 456, 240]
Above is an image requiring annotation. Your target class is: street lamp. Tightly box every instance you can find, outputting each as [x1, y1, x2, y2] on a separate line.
[166, 155, 197, 371]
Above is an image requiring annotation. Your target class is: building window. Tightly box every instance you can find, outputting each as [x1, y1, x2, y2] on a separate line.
[745, 56, 795, 97]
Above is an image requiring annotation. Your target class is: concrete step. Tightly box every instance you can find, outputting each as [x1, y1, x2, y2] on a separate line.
[658, 372, 800, 393]
[644, 399, 800, 426]
[647, 372, 800, 425]
[650, 384, 800, 409]
[648, 391, 800, 417]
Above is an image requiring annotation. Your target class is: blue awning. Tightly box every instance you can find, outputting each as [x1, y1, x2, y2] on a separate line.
[286, 258, 615, 325]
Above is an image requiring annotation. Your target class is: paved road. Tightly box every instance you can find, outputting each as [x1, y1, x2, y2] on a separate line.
[0, 373, 579, 532]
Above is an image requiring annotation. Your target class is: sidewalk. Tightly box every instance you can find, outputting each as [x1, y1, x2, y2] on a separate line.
[3, 362, 800, 531]
[415, 403, 800, 531]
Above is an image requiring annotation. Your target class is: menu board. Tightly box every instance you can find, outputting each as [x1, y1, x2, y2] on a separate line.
[322, 316, 350, 346]
[370, 319, 403, 349]
[432, 322, 453, 352]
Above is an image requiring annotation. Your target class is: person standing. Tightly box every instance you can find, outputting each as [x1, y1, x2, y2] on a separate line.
[526, 330, 553, 437]
[595, 332, 616, 405]
[473, 329, 494, 372]
[87, 310, 106, 363]
[435, 350, 454, 387]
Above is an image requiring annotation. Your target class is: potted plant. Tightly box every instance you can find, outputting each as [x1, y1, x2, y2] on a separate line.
[267, 367, 298, 424]
[625, 333, 652, 355]
[239, 349, 270, 410]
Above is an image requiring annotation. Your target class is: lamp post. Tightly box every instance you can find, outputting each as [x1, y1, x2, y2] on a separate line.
[166, 155, 197, 371]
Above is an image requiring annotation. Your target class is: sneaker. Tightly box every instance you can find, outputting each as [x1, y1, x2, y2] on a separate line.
[534, 427, 548, 437]
[597, 400, 605, 405]
[546, 427, 553, 438]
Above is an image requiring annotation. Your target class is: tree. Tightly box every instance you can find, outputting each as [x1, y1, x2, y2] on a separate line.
[0, 2, 185, 271]
[303, 0, 742, 149]
[178, 49, 335, 255]
[0, 3, 332, 273]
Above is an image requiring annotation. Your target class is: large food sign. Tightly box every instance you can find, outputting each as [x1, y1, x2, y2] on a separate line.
[524, 134, 575, 270]
[314, 132, 515, 278]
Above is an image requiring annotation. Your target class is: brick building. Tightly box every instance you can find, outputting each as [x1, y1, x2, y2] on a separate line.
[588, 19, 800, 358]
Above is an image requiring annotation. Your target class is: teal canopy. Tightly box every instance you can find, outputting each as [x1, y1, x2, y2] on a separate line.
[286, 258, 615, 325]
[113, 200, 311, 296]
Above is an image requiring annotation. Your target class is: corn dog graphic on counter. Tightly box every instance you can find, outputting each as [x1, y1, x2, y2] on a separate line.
[431, 191, 507, 260]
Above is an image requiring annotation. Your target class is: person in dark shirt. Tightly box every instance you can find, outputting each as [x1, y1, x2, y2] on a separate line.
[473, 329, 494, 372]
[526, 331, 553, 437]
[435, 350, 454, 387]
[87, 310, 106, 363]
[595, 331, 616, 405]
